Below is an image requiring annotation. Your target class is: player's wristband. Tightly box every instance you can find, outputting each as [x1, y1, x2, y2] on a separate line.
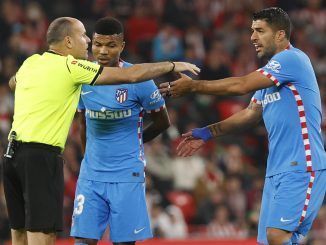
[192, 127, 213, 142]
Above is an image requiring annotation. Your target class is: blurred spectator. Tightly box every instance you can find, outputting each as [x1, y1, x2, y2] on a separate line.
[151, 205, 188, 239]
[145, 136, 174, 197]
[207, 204, 248, 238]
[0, 84, 14, 133]
[125, 1, 158, 60]
[225, 175, 247, 221]
[152, 24, 184, 61]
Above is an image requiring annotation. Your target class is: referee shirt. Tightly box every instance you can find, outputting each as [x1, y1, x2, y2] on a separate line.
[11, 51, 103, 149]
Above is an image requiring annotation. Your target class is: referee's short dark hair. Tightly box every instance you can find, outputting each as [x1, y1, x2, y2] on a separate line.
[253, 7, 292, 39]
[47, 17, 74, 45]
[94, 17, 124, 36]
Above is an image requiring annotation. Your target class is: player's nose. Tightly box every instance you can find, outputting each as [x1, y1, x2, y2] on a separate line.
[251, 32, 258, 42]
[99, 47, 109, 54]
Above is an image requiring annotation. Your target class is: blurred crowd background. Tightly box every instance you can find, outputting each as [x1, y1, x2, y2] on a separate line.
[0, 0, 325, 244]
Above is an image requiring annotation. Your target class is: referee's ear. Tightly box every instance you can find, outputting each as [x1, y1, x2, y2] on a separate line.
[65, 36, 73, 49]
[9, 75, 16, 91]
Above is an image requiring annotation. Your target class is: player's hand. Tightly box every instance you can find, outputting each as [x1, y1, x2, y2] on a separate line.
[177, 132, 205, 157]
[159, 73, 193, 98]
[173, 62, 200, 75]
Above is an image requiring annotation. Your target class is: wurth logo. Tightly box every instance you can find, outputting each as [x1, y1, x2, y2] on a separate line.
[262, 92, 281, 107]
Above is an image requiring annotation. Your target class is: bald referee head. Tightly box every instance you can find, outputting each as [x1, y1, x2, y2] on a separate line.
[46, 17, 90, 59]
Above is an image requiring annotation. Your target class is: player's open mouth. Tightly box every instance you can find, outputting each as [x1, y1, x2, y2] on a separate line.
[254, 44, 262, 52]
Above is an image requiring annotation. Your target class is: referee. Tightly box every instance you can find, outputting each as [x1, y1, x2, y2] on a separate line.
[3, 17, 199, 245]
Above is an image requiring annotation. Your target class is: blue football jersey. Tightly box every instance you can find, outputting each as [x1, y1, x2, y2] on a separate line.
[252, 45, 326, 177]
[78, 61, 165, 182]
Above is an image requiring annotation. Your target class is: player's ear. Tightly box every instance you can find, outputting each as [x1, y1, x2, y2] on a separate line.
[120, 41, 125, 52]
[276, 30, 286, 42]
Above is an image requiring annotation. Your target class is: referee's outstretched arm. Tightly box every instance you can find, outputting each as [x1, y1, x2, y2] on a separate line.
[94, 61, 200, 85]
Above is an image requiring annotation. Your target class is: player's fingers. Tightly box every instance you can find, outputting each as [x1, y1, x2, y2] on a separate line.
[178, 143, 192, 157]
[181, 131, 192, 138]
[159, 87, 168, 94]
[188, 64, 200, 74]
[187, 147, 198, 156]
[176, 139, 186, 151]
[160, 82, 170, 89]
[177, 137, 191, 151]
[188, 67, 199, 75]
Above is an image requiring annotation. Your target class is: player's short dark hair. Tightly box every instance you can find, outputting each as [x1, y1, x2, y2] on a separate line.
[253, 7, 291, 39]
[46, 17, 74, 45]
[94, 17, 124, 36]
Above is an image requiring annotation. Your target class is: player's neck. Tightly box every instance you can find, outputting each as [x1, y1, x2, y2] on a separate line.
[275, 41, 290, 54]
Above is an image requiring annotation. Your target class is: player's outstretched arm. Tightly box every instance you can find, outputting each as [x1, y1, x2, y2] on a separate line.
[95, 62, 200, 85]
[160, 71, 273, 98]
[177, 101, 262, 157]
[143, 107, 170, 143]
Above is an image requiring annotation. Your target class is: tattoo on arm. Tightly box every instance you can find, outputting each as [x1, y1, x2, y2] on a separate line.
[208, 123, 222, 137]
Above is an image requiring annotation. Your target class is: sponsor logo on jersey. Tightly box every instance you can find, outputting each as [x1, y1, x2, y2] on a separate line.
[266, 60, 281, 73]
[86, 109, 132, 120]
[71, 61, 98, 73]
[262, 92, 281, 107]
[116, 88, 128, 103]
[149, 89, 162, 105]
[150, 89, 162, 100]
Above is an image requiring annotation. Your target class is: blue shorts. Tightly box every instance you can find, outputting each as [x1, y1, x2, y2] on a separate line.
[70, 179, 152, 242]
[258, 170, 326, 244]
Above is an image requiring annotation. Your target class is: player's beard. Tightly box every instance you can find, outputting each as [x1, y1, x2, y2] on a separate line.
[258, 43, 277, 60]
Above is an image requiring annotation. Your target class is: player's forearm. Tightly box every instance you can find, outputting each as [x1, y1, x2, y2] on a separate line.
[191, 77, 248, 96]
[208, 109, 261, 137]
[143, 119, 170, 143]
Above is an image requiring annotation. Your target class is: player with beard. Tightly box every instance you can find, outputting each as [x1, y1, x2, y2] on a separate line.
[160, 7, 326, 245]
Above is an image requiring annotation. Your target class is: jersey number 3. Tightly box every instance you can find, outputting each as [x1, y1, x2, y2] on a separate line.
[74, 194, 85, 215]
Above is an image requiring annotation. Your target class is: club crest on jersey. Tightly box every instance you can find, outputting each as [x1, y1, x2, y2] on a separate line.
[116, 88, 128, 103]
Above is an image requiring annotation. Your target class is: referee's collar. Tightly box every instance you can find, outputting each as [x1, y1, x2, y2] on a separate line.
[47, 50, 63, 56]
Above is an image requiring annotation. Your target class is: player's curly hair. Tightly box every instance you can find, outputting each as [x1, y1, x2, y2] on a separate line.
[94, 17, 124, 36]
[253, 7, 292, 39]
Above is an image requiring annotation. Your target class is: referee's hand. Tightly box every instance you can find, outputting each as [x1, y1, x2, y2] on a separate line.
[173, 62, 200, 75]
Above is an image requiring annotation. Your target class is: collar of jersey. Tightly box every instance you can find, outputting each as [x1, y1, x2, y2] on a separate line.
[46, 50, 63, 56]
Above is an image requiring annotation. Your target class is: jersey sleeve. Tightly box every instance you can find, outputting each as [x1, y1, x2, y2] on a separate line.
[134, 80, 166, 113]
[77, 95, 85, 112]
[251, 90, 262, 105]
[66, 55, 103, 85]
[257, 50, 298, 87]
